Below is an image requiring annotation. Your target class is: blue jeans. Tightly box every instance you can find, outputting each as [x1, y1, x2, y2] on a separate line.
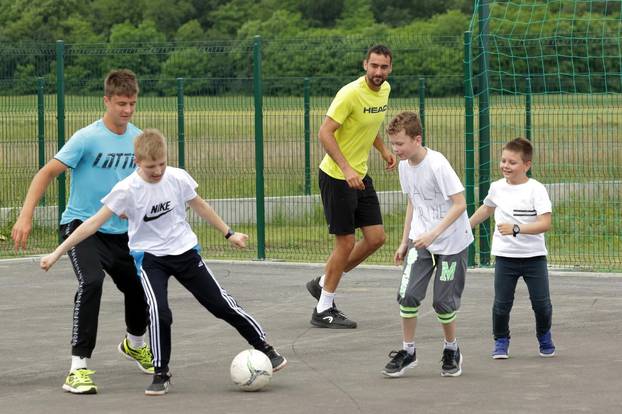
[493, 256, 552, 339]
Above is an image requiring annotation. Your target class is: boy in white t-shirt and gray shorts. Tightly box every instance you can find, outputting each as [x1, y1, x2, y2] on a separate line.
[40, 129, 287, 396]
[470, 137, 555, 359]
[381, 112, 474, 378]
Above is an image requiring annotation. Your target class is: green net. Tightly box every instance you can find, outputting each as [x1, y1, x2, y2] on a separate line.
[468, 0, 622, 270]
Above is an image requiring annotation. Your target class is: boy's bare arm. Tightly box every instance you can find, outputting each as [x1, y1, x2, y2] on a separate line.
[469, 204, 495, 228]
[395, 199, 414, 265]
[12, 159, 67, 251]
[497, 212, 551, 236]
[187, 196, 248, 248]
[40, 206, 113, 271]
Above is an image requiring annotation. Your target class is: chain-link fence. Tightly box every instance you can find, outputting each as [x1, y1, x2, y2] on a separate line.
[0, 31, 619, 271]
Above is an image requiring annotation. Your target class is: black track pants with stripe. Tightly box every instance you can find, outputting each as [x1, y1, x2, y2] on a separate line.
[61, 220, 149, 358]
[137, 248, 266, 373]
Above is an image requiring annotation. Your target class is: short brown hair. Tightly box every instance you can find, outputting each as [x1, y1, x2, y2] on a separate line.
[366, 44, 392, 63]
[503, 137, 533, 162]
[134, 129, 167, 161]
[104, 69, 139, 98]
[386, 111, 422, 138]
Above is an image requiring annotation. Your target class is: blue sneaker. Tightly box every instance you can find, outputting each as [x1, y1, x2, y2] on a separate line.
[492, 337, 510, 359]
[537, 331, 556, 357]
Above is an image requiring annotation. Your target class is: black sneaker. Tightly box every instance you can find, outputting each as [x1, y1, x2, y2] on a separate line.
[257, 344, 288, 372]
[440, 347, 462, 377]
[310, 306, 357, 329]
[145, 371, 171, 396]
[381, 349, 417, 378]
[306, 276, 322, 300]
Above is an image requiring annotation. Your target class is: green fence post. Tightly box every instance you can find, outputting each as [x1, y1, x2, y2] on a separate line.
[253, 35, 266, 260]
[478, 0, 491, 266]
[37, 77, 46, 206]
[303, 77, 311, 196]
[525, 76, 532, 178]
[56, 40, 65, 242]
[176, 78, 185, 169]
[464, 31, 476, 267]
[419, 77, 426, 146]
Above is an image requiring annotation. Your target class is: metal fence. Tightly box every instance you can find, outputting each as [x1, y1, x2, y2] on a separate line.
[0, 34, 619, 271]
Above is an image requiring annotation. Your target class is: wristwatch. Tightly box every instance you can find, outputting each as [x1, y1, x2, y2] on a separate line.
[225, 229, 235, 239]
[512, 224, 521, 237]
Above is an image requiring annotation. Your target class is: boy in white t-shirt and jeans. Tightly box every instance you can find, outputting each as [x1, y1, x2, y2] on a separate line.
[41, 129, 287, 395]
[470, 137, 555, 359]
[381, 112, 474, 378]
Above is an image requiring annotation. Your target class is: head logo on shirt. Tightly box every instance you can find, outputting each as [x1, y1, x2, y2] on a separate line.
[143, 201, 174, 222]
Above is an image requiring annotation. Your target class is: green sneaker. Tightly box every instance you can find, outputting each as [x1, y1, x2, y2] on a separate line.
[118, 337, 154, 374]
[62, 369, 97, 394]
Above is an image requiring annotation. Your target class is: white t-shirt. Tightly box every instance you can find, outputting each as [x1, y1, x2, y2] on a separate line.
[484, 178, 552, 258]
[102, 167, 199, 256]
[398, 149, 474, 255]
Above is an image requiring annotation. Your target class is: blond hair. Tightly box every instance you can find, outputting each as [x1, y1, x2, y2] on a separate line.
[386, 111, 422, 138]
[134, 129, 167, 161]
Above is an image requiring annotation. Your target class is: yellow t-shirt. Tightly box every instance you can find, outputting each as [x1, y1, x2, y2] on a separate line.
[319, 76, 390, 180]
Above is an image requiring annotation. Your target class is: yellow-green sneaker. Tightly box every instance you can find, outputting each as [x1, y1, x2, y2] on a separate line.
[62, 369, 97, 394]
[118, 337, 154, 374]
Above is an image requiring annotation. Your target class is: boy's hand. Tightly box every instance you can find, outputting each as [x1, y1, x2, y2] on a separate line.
[394, 243, 408, 265]
[40, 252, 60, 271]
[228, 232, 249, 248]
[497, 223, 514, 236]
[413, 231, 437, 249]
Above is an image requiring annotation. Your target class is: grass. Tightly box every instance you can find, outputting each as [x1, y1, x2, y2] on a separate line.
[1, 94, 620, 271]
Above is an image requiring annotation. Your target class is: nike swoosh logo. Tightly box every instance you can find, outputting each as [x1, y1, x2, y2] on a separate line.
[322, 316, 333, 323]
[143, 208, 174, 222]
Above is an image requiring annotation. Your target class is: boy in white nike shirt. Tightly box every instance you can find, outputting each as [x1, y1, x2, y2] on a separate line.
[470, 137, 555, 359]
[41, 129, 287, 395]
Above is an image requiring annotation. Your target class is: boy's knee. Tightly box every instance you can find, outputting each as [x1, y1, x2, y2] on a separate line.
[367, 231, 386, 250]
[530, 299, 552, 314]
[493, 300, 513, 316]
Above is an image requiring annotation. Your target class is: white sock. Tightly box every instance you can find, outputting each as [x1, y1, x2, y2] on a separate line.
[316, 289, 336, 313]
[127, 333, 145, 349]
[319, 271, 347, 288]
[70, 355, 88, 372]
[403, 341, 416, 356]
[444, 339, 458, 351]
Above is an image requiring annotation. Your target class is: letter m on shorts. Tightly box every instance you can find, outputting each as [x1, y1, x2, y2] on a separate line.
[440, 261, 457, 282]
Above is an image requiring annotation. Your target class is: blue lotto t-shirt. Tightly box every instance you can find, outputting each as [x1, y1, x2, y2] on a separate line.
[55, 119, 141, 234]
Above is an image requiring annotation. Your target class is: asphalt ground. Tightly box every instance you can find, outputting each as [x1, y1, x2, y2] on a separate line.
[1, 257, 621, 414]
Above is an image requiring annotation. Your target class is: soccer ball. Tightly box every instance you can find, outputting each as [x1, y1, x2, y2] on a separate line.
[230, 349, 273, 391]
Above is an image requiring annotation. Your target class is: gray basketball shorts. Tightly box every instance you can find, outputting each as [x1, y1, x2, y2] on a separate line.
[396, 243, 468, 324]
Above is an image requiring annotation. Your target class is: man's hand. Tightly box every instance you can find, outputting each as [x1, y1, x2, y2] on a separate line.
[343, 167, 365, 190]
[383, 151, 397, 171]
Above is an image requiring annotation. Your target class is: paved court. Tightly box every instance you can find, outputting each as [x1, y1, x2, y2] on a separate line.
[1, 258, 621, 414]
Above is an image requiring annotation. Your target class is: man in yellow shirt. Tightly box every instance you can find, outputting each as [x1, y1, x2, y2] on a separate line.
[307, 44, 396, 328]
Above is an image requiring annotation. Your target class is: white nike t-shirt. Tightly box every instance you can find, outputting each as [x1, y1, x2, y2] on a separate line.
[102, 167, 199, 256]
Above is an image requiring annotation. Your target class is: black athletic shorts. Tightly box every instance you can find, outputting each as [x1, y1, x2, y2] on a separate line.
[318, 169, 383, 235]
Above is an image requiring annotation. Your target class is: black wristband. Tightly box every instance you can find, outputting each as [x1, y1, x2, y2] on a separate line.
[225, 229, 235, 239]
